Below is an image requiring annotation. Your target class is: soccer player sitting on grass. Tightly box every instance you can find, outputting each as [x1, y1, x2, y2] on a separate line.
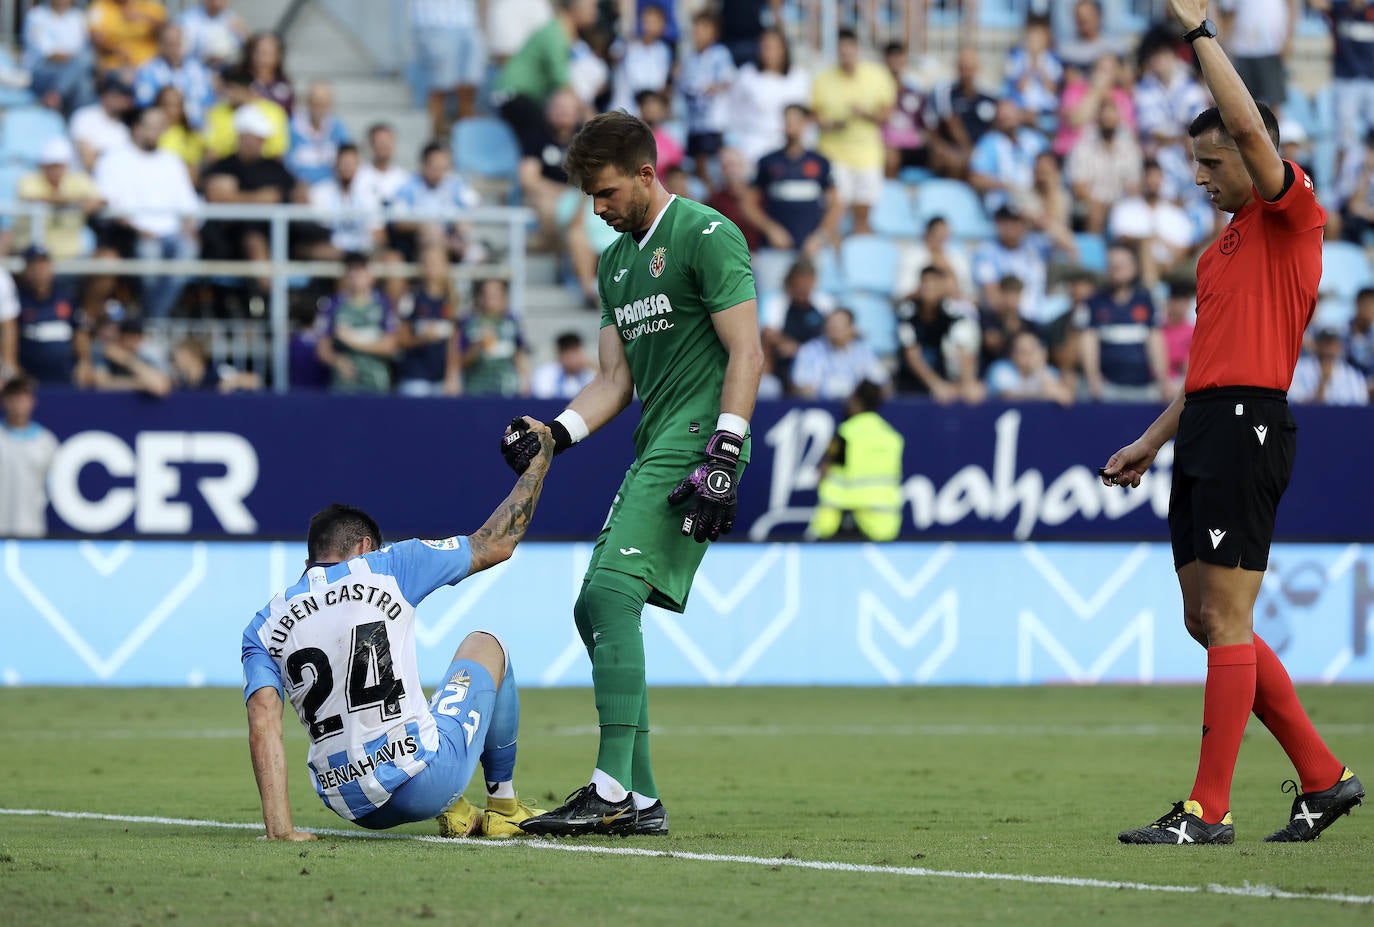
[1102, 0, 1364, 845]
[501, 110, 764, 836]
[241, 419, 556, 841]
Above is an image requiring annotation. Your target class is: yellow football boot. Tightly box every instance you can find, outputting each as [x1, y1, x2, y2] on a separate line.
[436, 796, 482, 838]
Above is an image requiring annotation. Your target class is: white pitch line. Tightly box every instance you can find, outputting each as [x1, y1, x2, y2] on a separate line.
[7, 722, 1374, 741]
[1, 808, 1371, 907]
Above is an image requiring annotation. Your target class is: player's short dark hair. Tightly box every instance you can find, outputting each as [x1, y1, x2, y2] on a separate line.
[851, 379, 884, 413]
[837, 27, 858, 43]
[564, 110, 658, 190]
[1357, 287, 1374, 303]
[555, 331, 583, 352]
[307, 504, 382, 562]
[2, 374, 35, 398]
[1188, 103, 1281, 150]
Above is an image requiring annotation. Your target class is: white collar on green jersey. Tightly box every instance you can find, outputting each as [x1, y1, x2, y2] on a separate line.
[634, 194, 678, 251]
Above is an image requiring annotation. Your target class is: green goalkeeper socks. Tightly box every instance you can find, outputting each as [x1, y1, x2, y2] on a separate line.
[631, 690, 658, 801]
[583, 569, 651, 789]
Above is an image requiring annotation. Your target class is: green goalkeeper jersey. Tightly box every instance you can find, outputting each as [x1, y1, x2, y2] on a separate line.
[598, 195, 757, 460]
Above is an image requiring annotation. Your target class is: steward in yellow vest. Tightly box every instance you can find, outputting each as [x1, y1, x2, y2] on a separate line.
[808, 380, 904, 541]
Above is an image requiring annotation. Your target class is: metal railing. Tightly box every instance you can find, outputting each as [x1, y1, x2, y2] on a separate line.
[1, 200, 533, 394]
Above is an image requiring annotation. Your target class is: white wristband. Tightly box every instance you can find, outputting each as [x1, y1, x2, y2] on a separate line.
[716, 413, 749, 438]
[554, 409, 589, 444]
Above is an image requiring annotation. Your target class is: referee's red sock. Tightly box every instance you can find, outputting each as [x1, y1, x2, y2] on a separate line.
[1188, 643, 1257, 824]
[1252, 634, 1345, 793]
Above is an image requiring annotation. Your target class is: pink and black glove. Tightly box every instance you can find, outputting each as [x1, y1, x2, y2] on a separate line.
[667, 430, 741, 542]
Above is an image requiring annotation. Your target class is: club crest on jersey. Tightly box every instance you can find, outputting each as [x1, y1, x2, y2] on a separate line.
[1219, 227, 1241, 255]
[648, 246, 667, 278]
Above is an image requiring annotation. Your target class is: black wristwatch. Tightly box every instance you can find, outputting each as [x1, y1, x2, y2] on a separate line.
[1182, 18, 1217, 43]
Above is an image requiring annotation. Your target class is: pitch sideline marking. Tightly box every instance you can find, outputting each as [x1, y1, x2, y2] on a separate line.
[1, 808, 1370, 907]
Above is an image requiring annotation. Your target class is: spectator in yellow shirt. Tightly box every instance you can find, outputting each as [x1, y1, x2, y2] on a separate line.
[15, 138, 104, 260]
[202, 65, 290, 161]
[810, 28, 896, 235]
[88, 0, 166, 75]
[155, 85, 207, 185]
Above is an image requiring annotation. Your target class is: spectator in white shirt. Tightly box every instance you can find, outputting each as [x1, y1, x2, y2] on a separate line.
[355, 122, 410, 207]
[1290, 328, 1371, 405]
[679, 11, 737, 186]
[792, 307, 889, 400]
[610, 4, 673, 116]
[94, 106, 199, 318]
[728, 27, 811, 174]
[1217, 0, 1299, 111]
[23, 0, 93, 115]
[972, 206, 1051, 325]
[531, 331, 595, 399]
[179, 0, 246, 69]
[0, 375, 59, 538]
[1108, 159, 1196, 283]
[390, 142, 483, 263]
[309, 143, 383, 257]
[69, 73, 135, 172]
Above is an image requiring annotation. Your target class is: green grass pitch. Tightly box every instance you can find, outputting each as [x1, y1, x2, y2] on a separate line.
[1, 685, 1370, 926]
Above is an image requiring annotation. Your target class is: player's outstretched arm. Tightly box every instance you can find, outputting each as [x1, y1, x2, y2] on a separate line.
[246, 687, 317, 841]
[565, 324, 636, 433]
[1170, 0, 1286, 200]
[470, 418, 556, 573]
[499, 326, 635, 474]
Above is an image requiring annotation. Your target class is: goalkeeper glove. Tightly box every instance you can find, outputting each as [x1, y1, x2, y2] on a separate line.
[667, 429, 741, 543]
[501, 416, 573, 474]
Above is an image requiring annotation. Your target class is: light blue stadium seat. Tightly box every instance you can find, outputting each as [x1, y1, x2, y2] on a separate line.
[1284, 85, 1316, 137]
[840, 234, 899, 293]
[1320, 241, 1372, 302]
[1312, 84, 1336, 143]
[0, 163, 24, 230]
[870, 179, 920, 238]
[899, 166, 933, 185]
[1074, 232, 1108, 274]
[914, 178, 993, 241]
[814, 245, 844, 294]
[0, 87, 34, 108]
[842, 290, 898, 358]
[1, 106, 67, 166]
[451, 116, 521, 182]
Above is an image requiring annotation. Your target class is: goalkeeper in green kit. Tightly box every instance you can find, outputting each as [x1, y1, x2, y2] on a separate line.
[501, 111, 764, 836]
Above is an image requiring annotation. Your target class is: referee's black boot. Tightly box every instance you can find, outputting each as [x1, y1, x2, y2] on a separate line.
[1118, 800, 1235, 845]
[516, 783, 634, 837]
[1264, 768, 1365, 842]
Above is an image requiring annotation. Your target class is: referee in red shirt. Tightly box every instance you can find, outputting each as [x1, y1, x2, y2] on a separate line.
[1102, 0, 1364, 845]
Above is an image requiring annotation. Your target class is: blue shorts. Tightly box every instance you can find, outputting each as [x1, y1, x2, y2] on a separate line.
[415, 25, 486, 90]
[353, 658, 496, 829]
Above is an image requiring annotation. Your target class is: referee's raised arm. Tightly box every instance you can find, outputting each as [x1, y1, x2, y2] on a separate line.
[1171, 0, 1287, 200]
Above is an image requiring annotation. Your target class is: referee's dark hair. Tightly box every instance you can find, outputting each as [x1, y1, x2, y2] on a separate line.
[564, 110, 658, 189]
[1188, 102, 1281, 150]
[308, 504, 383, 562]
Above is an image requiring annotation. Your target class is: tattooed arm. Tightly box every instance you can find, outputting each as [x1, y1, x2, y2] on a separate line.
[467, 417, 556, 574]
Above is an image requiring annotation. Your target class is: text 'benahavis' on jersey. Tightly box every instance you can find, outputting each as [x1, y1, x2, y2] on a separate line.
[240, 537, 473, 821]
[598, 195, 757, 460]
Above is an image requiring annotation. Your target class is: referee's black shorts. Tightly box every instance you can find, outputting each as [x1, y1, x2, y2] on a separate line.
[1169, 387, 1296, 572]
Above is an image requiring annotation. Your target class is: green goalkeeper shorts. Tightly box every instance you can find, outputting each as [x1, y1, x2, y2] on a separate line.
[583, 449, 745, 614]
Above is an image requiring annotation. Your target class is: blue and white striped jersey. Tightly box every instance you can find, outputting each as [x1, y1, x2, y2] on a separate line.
[242, 537, 472, 821]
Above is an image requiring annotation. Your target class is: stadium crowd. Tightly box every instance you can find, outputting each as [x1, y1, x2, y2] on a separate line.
[0, 0, 1371, 407]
